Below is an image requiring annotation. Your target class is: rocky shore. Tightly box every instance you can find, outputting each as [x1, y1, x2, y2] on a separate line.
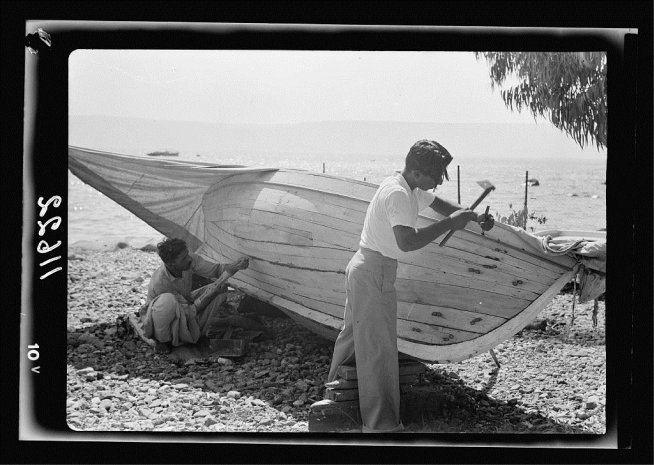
[67, 246, 606, 434]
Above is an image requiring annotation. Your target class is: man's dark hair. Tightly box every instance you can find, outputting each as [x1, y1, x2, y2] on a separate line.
[405, 139, 452, 180]
[157, 237, 187, 263]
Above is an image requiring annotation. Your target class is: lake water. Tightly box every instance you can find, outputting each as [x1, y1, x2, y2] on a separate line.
[68, 150, 607, 248]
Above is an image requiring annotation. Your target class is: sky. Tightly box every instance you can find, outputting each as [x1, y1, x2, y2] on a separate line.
[68, 49, 607, 159]
[69, 50, 544, 125]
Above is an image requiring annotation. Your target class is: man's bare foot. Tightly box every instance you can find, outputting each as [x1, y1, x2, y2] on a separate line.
[155, 341, 172, 354]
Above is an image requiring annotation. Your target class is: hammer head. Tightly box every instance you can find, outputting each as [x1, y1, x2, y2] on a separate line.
[477, 180, 496, 192]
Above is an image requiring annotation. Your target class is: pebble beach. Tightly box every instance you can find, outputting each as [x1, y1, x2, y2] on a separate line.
[66, 245, 606, 435]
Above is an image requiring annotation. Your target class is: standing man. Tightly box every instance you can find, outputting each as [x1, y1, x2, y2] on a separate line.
[136, 237, 249, 354]
[327, 140, 494, 432]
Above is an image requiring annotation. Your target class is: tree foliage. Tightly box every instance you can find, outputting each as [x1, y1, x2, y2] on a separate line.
[475, 52, 607, 150]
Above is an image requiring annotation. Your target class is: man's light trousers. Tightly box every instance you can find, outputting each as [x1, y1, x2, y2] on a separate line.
[328, 248, 403, 432]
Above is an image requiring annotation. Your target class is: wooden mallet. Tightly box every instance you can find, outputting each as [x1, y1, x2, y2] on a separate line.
[439, 179, 495, 247]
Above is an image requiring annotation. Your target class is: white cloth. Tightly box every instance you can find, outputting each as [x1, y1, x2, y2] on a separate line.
[359, 173, 436, 259]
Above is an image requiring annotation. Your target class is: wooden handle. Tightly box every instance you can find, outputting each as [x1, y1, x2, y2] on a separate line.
[193, 269, 235, 309]
[439, 188, 493, 247]
[438, 229, 456, 247]
[469, 188, 494, 211]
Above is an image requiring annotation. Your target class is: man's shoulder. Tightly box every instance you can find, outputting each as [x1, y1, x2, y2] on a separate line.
[378, 178, 410, 203]
[150, 261, 173, 283]
[379, 174, 408, 194]
[189, 251, 210, 266]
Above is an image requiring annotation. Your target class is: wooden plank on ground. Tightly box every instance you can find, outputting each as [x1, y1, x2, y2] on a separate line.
[308, 399, 362, 432]
[325, 383, 415, 402]
[324, 388, 359, 402]
[309, 387, 444, 431]
[210, 339, 246, 357]
[336, 360, 426, 381]
[325, 374, 419, 390]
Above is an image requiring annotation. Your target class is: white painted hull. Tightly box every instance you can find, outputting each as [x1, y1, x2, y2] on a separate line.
[194, 169, 583, 363]
[68, 147, 600, 363]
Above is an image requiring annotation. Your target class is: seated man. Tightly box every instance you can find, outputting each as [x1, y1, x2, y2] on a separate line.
[136, 237, 249, 354]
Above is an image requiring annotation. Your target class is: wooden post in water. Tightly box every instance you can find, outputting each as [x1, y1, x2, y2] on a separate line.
[323, 163, 325, 174]
[524, 170, 529, 230]
[457, 165, 461, 205]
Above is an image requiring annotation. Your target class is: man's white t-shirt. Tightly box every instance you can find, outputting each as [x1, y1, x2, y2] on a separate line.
[359, 172, 436, 259]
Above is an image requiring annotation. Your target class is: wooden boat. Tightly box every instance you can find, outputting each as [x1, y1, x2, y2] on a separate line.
[68, 146, 606, 364]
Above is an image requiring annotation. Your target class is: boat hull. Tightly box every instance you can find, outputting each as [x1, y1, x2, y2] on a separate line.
[194, 169, 581, 363]
[68, 147, 598, 363]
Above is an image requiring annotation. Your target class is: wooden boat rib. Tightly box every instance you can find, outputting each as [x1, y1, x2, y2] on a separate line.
[68, 146, 606, 363]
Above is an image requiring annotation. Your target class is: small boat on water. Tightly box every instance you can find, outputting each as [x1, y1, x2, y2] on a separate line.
[522, 178, 540, 187]
[68, 146, 606, 363]
[147, 150, 179, 157]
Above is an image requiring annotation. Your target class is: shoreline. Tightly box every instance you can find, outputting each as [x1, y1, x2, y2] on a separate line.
[69, 239, 160, 253]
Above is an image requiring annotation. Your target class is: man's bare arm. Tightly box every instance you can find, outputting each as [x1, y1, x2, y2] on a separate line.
[429, 195, 463, 217]
[430, 196, 495, 231]
[196, 258, 250, 313]
[393, 209, 477, 252]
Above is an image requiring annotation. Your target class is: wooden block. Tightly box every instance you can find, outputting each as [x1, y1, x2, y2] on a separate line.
[311, 398, 359, 412]
[209, 339, 246, 357]
[399, 360, 427, 375]
[310, 388, 444, 432]
[308, 399, 361, 432]
[325, 382, 416, 402]
[336, 365, 358, 381]
[336, 361, 426, 381]
[399, 374, 420, 385]
[325, 374, 418, 391]
[325, 378, 359, 390]
[325, 388, 359, 402]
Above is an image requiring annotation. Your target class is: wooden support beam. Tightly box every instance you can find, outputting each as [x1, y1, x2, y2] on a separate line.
[324, 383, 415, 402]
[336, 360, 426, 381]
[325, 374, 419, 390]
[489, 349, 501, 368]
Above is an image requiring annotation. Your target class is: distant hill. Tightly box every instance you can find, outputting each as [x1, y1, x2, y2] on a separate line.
[69, 115, 600, 159]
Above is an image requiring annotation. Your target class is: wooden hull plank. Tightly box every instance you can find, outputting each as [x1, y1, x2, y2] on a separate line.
[396, 301, 506, 335]
[395, 279, 531, 319]
[396, 267, 542, 303]
[396, 268, 578, 362]
[396, 319, 480, 345]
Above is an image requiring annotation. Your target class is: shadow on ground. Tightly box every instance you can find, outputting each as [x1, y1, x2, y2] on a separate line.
[400, 367, 595, 434]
